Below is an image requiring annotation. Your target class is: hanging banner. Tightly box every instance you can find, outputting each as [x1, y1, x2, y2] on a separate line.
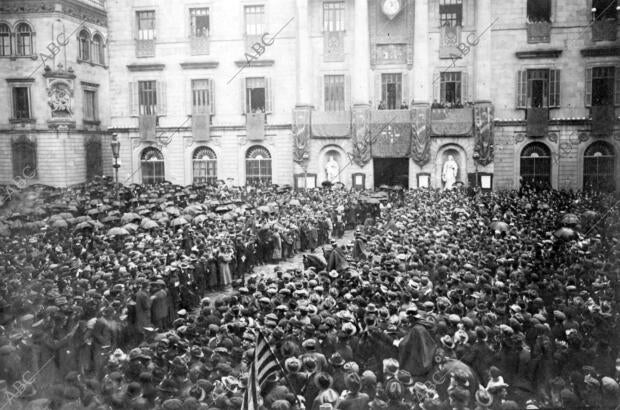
[311, 111, 351, 139]
[473, 103, 494, 166]
[139, 115, 157, 141]
[192, 113, 210, 141]
[430, 108, 473, 136]
[526, 107, 548, 137]
[411, 106, 431, 166]
[292, 109, 311, 164]
[591, 105, 615, 136]
[370, 110, 411, 158]
[351, 109, 371, 167]
[246, 113, 265, 141]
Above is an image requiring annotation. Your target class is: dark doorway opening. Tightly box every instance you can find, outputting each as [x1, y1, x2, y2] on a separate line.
[373, 158, 409, 188]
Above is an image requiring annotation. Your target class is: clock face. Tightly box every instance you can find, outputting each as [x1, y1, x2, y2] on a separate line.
[383, 0, 401, 17]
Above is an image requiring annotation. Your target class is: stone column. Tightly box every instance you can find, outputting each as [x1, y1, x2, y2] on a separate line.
[413, 0, 429, 104]
[296, 0, 312, 107]
[474, 0, 492, 101]
[352, 0, 370, 106]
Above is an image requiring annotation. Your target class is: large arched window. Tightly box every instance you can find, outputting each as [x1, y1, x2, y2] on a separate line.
[15, 23, 33, 56]
[78, 29, 90, 61]
[245, 145, 272, 186]
[0, 24, 11, 56]
[520, 142, 551, 188]
[141, 147, 165, 185]
[12, 136, 37, 178]
[92, 33, 104, 64]
[193, 147, 217, 185]
[584, 141, 615, 192]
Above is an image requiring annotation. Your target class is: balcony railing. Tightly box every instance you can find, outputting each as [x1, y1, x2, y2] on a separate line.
[78, 0, 105, 9]
[527, 22, 551, 43]
[190, 36, 210, 55]
[136, 39, 155, 58]
[592, 19, 617, 42]
[430, 107, 474, 136]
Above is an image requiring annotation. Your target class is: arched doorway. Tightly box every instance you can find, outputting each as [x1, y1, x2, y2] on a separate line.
[141, 147, 165, 184]
[245, 145, 272, 186]
[520, 142, 551, 188]
[193, 146, 217, 185]
[584, 141, 615, 192]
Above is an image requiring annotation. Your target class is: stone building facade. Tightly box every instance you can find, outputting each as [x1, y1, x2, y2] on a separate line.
[0, 0, 109, 188]
[1, 0, 618, 192]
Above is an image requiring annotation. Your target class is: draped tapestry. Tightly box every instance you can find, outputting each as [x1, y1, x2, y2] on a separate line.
[350, 109, 371, 167]
[292, 109, 311, 164]
[473, 103, 494, 166]
[411, 106, 431, 166]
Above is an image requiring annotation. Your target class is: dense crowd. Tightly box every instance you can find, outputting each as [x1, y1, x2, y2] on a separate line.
[0, 179, 618, 410]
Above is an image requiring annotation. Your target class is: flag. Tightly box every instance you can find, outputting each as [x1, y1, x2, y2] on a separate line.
[242, 331, 280, 410]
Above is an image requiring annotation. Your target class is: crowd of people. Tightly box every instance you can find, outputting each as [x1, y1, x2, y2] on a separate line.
[0, 178, 618, 410]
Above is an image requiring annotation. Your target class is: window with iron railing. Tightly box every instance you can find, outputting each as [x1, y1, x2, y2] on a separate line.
[439, 0, 462, 27]
[324, 75, 345, 111]
[136, 10, 156, 57]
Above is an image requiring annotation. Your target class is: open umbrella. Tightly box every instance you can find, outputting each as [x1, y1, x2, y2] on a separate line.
[171, 216, 189, 227]
[122, 223, 139, 233]
[165, 206, 181, 217]
[561, 213, 580, 226]
[140, 219, 159, 230]
[582, 210, 598, 219]
[102, 215, 120, 223]
[289, 199, 301, 206]
[193, 214, 208, 224]
[151, 211, 167, 220]
[183, 204, 204, 216]
[75, 221, 95, 231]
[56, 212, 74, 220]
[554, 227, 577, 240]
[107, 227, 130, 237]
[51, 219, 68, 229]
[74, 215, 93, 223]
[121, 212, 142, 224]
[489, 221, 509, 232]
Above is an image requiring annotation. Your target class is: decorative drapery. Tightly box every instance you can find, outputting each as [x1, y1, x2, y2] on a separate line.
[526, 108, 548, 137]
[473, 103, 494, 166]
[139, 115, 157, 140]
[292, 109, 311, 164]
[591, 105, 615, 136]
[370, 110, 411, 158]
[430, 108, 473, 136]
[192, 113, 210, 141]
[411, 106, 431, 166]
[311, 111, 351, 138]
[246, 113, 265, 141]
[350, 109, 371, 167]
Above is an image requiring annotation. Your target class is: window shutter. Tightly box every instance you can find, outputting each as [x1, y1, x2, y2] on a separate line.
[265, 77, 273, 113]
[208, 79, 215, 115]
[516, 70, 527, 109]
[615, 66, 620, 106]
[549, 69, 560, 108]
[374, 73, 381, 108]
[585, 67, 592, 107]
[156, 81, 166, 115]
[402, 71, 409, 107]
[461, 71, 468, 103]
[344, 74, 351, 110]
[187, 78, 193, 115]
[241, 77, 247, 114]
[129, 82, 138, 116]
[319, 75, 325, 110]
[433, 70, 440, 103]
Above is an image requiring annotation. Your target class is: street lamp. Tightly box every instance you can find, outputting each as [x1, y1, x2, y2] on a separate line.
[110, 133, 120, 203]
[472, 151, 480, 189]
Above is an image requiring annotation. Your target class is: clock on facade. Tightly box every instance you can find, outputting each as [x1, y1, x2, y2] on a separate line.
[382, 0, 402, 20]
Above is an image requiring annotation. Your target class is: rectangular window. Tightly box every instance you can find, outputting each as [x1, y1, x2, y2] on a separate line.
[440, 72, 462, 105]
[516, 69, 560, 108]
[12, 87, 30, 119]
[323, 1, 345, 32]
[381, 73, 402, 110]
[324, 75, 345, 111]
[83, 89, 98, 121]
[137, 10, 156, 40]
[592, 66, 615, 106]
[439, 0, 463, 27]
[246, 77, 265, 113]
[593, 0, 617, 20]
[527, 69, 549, 108]
[527, 0, 551, 22]
[0, 27, 10, 56]
[138, 80, 157, 115]
[190, 8, 210, 37]
[245, 5, 265, 36]
[192, 79, 213, 113]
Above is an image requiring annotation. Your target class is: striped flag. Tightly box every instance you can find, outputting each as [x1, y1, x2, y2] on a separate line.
[242, 331, 280, 410]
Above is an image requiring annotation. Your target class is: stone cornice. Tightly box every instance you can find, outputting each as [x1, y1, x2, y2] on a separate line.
[0, 0, 107, 27]
[127, 63, 165, 72]
[233, 59, 275, 68]
[515, 49, 563, 59]
[580, 46, 620, 58]
[180, 62, 219, 70]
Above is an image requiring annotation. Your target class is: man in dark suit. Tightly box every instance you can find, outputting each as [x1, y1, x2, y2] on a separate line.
[134, 278, 151, 331]
[150, 280, 169, 330]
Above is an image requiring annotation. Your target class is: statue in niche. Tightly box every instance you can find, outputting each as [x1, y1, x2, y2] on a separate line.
[442, 155, 458, 190]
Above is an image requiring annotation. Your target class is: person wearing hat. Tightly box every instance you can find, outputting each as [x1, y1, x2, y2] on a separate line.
[398, 310, 436, 379]
[336, 372, 369, 410]
[311, 372, 338, 410]
[134, 278, 152, 331]
[150, 279, 170, 330]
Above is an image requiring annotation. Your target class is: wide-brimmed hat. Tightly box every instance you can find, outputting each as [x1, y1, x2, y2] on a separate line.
[329, 352, 345, 367]
[475, 388, 493, 407]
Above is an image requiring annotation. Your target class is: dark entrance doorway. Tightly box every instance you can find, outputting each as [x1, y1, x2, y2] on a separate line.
[373, 158, 409, 188]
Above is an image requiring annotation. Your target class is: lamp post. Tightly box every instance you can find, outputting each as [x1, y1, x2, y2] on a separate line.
[110, 133, 120, 203]
[473, 151, 480, 189]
